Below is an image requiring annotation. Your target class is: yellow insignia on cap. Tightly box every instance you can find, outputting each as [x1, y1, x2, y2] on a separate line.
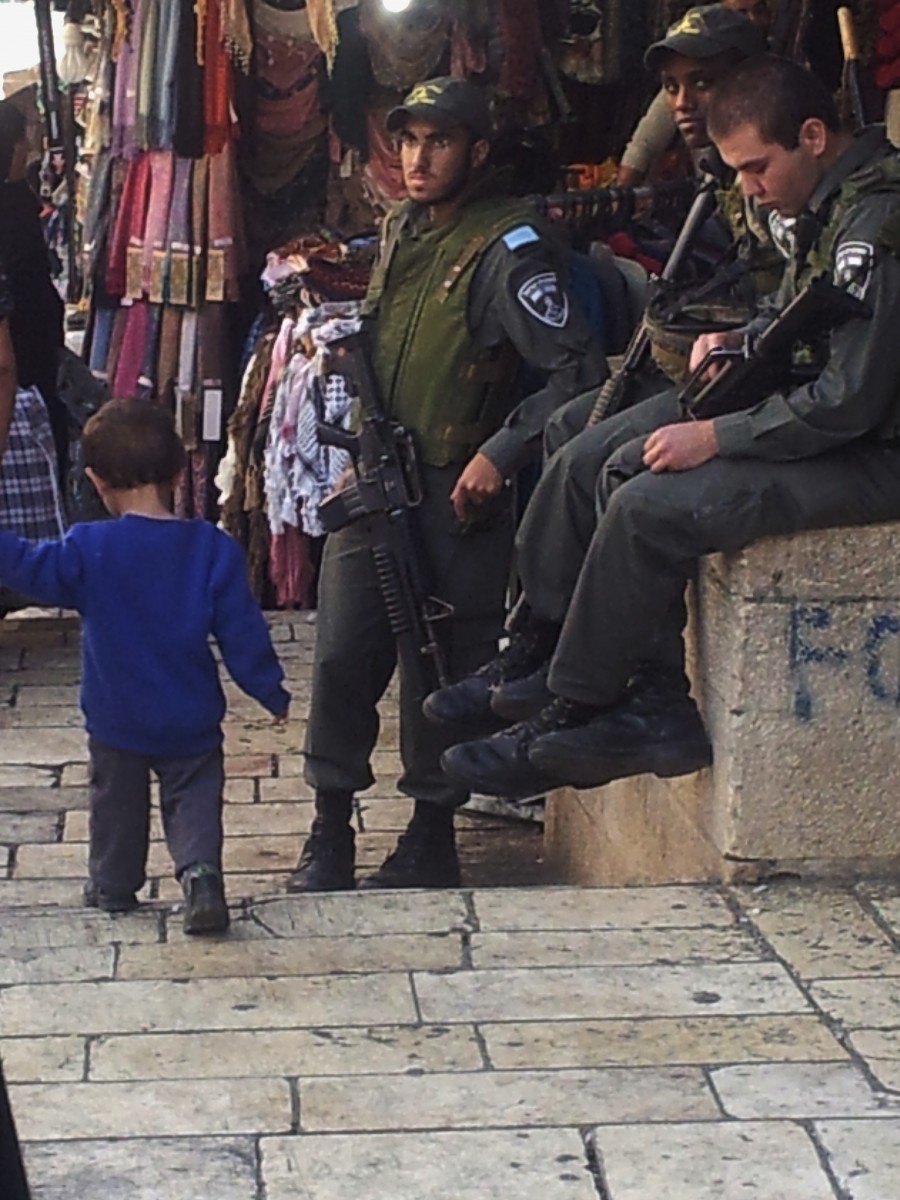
[668, 10, 705, 35]
[406, 81, 444, 106]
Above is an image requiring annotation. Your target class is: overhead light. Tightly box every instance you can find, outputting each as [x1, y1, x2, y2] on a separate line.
[382, 0, 414, 11]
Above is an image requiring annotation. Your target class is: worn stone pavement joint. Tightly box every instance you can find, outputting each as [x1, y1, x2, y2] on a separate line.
[582, 1129, 614, 1200]
[802, 1118, 854, 1200]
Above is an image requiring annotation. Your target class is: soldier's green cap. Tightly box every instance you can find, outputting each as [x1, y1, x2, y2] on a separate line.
[644, 4, 766, 72]
[386, 76, 492, 141]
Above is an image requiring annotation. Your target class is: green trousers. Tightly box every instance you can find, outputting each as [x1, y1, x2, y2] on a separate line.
[517, 388, 900, 707]
[304, 464, 514, 809]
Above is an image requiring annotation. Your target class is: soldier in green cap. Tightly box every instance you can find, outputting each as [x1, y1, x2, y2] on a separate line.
[435, 56, 900, 801]
[288, 76, 605, 892]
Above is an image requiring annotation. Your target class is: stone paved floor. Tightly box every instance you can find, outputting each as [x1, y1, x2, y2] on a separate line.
[2, 611, 900, 1198]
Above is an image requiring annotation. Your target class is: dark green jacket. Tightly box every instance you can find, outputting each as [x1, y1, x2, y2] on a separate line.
[365, 176, 606, 477]
[714, 127, 900, 460]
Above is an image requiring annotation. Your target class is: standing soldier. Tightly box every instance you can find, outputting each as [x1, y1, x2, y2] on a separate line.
[288, 78, 605, 891]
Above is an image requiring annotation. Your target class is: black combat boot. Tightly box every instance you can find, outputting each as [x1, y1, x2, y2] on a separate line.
[440, 696, 601, 801]
[490, 663, 553, 722]
[286, 791, 356, 893]
[528, 668, 712, 787]
[422, 601, 560, 730]
[180, 863, 230, 935]
[358, 806, 461, 889]
[83, 880, 139, 914]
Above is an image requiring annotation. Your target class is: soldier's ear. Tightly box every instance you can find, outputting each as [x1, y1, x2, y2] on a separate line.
[797, 117, 828, 160]
[470, 138, 490, 171]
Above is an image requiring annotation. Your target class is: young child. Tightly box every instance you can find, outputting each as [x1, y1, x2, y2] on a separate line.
[0, 399, 291, 934]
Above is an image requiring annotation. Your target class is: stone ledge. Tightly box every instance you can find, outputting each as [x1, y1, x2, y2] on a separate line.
[545, 522, 900, 885]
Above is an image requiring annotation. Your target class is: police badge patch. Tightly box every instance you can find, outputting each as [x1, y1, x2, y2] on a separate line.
[834, 240, 875, 300]
[517, 272, 569, 328]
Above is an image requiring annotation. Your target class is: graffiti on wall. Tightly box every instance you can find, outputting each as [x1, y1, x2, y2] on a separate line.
[789, 605, 900, 720]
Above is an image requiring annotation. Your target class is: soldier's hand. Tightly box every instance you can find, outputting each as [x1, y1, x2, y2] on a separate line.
[643, 421, 718, 473]
[450, 453, 503, 522]
[689, 330, 743, 380]
[328, 465, 356, 497]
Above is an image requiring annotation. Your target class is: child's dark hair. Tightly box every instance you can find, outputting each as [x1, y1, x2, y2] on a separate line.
[82, 398, 186, 490]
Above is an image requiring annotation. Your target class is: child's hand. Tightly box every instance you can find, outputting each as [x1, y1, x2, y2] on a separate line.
[273, 707, 289, 726]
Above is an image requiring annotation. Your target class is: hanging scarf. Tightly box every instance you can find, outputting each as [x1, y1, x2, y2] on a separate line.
[113, 300, 151, 398]
[496, 0, 542, 99]
[142, 150, 175, 298]
[166, 156, 194, 306]
[204, 0, 234, 155]
[220, 0, 254, 71]
[106, 152, 152, 298]
[174, 0, 205, 158]
[207, 142, 243, 303]
[135, 0, 161, 148]
[111, 0, 145, 155]
[307, 0, 339, 71]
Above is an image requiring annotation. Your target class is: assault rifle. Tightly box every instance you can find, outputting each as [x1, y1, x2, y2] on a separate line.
[678, 278, 871, 420]
[587, 172, 723, 425]
[316, 329, 453, 699]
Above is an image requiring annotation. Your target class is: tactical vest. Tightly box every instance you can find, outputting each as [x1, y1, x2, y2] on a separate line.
[363, 194, 536, 467]
[789, 146, 900, 294]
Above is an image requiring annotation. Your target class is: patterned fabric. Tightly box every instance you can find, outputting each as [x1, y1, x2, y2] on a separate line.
[0, 388, 67, 543]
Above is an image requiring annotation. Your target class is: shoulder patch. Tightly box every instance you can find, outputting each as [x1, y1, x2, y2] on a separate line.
[502, 225, 540, 251]
[517, 272, 570, 328]
[834, 240, 875, 300]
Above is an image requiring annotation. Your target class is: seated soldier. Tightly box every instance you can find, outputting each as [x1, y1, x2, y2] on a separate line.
[617, 0, 772, 188]
[430, 56, 900, 800]
[423, 4, 776, 735]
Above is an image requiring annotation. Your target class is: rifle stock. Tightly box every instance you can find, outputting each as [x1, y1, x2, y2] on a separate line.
[316, 331, 452, 698]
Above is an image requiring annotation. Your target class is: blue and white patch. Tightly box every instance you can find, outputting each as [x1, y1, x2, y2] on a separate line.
[834, 240, 875, 300]
[502, 225, 540, 251]
[517, 271, 569, 328]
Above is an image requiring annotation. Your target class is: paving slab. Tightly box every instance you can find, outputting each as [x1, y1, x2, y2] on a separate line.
[0, 1037, 85, 1083]
[472, 885, 734, 930]
[9, 1078, 291, 1140]
[299, 1066, 718, 1132]
[481, 1015, 847, 1069]
[738, 884, 900, 977]
[0, 974, 418, 1036]
[261, 1130, 597, 1200]
[116, 930, 464, 979]
[90, 1025, 483, 1082]
[0, 944, 115, 985]
[0, 907, 158, 945]
[470, 925, 763, 970]
[414, 962, 809, 1023]
[711, 1061, 900, 1119]
[590, 1121, 835, 1200]
[0, 786, 86, 812]
[810, 977, 900, 1028]
[245, 891, 471, 939]
[816, 1118, 900, 1199]
[0, 811, 59, 842]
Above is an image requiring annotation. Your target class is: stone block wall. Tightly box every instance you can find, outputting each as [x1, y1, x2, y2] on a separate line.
[544, 523, 900, 885]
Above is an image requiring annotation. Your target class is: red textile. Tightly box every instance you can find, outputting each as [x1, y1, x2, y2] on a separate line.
[270, 527, 315, 608]
[204, 0, 234, 155]
[106, 153, 152, 297]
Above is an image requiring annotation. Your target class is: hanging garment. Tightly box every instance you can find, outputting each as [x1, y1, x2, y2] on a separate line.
[112, 300, 151, 399]
[220, 0, 254, 71]
[106, 152, 151, 297]
[0, 388, 67, 544]
[357, 0, 450, 91]
[173, 0, 205, 158]
[327, 6, 373, 157]
[307, 0, 339, 70]
[142, 150, 175, 298]
[111, 0, 145, 154]
[166, 156, 194, 305]
[495, 0, 542, 99]
[254, 34, 327, 139]
[205, 0, 235, 155]
[263, 303, 358, 540]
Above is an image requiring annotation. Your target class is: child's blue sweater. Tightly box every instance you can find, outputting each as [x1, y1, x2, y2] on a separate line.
[0, 515, 290, 757]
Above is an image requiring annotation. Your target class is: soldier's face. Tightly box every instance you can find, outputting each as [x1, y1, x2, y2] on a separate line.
[715, 118, 828, 217]
[661, 53, 735, 149]
[399, 118, 488, 207]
